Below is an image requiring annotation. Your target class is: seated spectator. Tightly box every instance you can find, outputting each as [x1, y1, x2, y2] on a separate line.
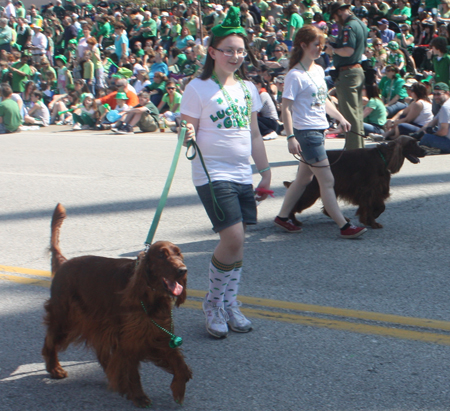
[148, 51, 169, 81]
[417, 83, 450, 154]
[10, 52, 32, 93]
[252, 75, 279, 140]
[378, 65, 408, 118]
[72, 92, 98, 130]
[396, 23, 415, 54]
[112, 91, 159, 134]
[145, 71, 167, 107]
[158, 81, 182, 130]
[174, 27, 195, 51]
[134, 70, 150, 94]
[377, 18, 395, 44]
[424, 37, 450, 87]
[384, 82, 433, 139]
[96, 78, 139, 109]
[386, 41, 405, 73]
[363, 83, 387, 136]
[0, 83, 22, 133]
[24, 90, 50, 126]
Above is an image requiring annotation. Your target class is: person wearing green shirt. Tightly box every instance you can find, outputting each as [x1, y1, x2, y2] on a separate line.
[0, 83, 22, 133]
[391, 0, 411, 25]
[256, 0, 269, 15]
[285, 4, 303, 43]
[363, 83, 387, 136]
[141, 11, 157, 41]
[10, 53, 32, 93]
[427, 36, 450, 87]
[379, 65, 408, 118]
[158, 81, 182, 114]
[15, 1, 26, 19]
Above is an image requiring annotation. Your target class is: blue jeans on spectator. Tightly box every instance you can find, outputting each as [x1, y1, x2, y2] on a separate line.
[363, 122, 384, 135]
[398, 123, 421, 136]
[419, 134, 450, 153]
[386, 101, 408, 118]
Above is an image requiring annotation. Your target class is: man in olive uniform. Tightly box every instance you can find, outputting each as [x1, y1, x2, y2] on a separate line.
[328, 2, 367, 149]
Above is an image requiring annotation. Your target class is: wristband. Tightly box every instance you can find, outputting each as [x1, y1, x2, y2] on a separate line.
[258, 166, 270, 174]
[287, 134, 295, 140]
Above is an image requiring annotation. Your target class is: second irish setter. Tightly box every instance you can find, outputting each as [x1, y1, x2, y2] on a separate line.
[284, 136, 426, 228]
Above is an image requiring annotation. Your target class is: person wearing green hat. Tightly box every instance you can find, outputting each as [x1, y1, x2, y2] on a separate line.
[55, 55, 73, 94]
[386, 40, 405, 73]
[180, 6, 271, 339]
[415, 83, 450, 154]
[114, 91, 129, 111]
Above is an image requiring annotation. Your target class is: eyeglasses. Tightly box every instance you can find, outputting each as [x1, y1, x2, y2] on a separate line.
[214, 47, 247, 57]
[433, 91, 444, 95]
[374, 43, 382, 46]
[274, 49, 284, 52]
[167, 87, 175, 90]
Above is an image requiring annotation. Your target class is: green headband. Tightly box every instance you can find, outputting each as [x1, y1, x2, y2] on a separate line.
[211, 6, 246, 37]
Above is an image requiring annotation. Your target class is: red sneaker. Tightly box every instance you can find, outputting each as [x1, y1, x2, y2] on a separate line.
[274, 216, 302, 233]
[340, 224, 367, 239]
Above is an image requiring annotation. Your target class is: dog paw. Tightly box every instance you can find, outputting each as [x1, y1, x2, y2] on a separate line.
[49, 366, 68, 379]
[132, 395, 152, 408]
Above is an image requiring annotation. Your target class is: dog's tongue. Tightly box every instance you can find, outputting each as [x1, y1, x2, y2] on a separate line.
[164, 279, 183, 296]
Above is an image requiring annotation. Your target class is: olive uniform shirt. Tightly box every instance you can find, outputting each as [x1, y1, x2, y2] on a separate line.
[332, 14, 367, 69]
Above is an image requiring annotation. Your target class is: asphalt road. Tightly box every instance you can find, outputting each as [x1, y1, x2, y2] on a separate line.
[1, 126, 450, 411]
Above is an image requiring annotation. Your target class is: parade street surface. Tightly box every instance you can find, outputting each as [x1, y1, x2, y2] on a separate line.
[1, 126, 449, 411]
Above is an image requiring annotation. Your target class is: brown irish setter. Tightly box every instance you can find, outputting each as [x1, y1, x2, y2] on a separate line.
[42, 204, 192, 407]
[284, 136, 426, 229]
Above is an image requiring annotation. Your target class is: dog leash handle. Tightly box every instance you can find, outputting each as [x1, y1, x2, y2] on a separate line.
[144, 122, 187, 246]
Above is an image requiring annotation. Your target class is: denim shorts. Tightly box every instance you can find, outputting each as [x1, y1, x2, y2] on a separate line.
[196, 181, 257, 233]
[293, 129, 327, 163]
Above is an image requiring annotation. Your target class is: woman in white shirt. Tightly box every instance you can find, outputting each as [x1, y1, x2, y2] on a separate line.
[274, 25, 367, 238]
[384, 82, 433, 140]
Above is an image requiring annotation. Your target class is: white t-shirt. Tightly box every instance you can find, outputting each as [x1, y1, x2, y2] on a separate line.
[437, 98, 450, 139]
[282, 64, 329, 130]
[180, 77, 262, 186]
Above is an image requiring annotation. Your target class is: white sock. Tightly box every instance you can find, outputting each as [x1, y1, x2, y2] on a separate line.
[223, 260, 242, 307]
[206, 255, 235, 305]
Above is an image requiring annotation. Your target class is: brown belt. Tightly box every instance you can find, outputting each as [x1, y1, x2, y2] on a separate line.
[339, 63, 362, 72]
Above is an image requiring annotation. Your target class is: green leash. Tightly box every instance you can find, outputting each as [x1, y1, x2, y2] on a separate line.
[144, 121, 187, 246]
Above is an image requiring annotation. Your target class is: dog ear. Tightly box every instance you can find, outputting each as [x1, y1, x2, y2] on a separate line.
[123, 251, 151, 303]
[387, 139, 405, 174]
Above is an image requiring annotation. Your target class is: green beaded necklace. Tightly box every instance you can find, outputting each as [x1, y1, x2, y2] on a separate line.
[140, 301, 183, 349]
[211, 72, 253, 128]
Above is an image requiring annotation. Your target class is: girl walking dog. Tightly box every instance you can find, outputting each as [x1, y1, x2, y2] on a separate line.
[180, 7, 271, 338]
[274, 25, 367, 239]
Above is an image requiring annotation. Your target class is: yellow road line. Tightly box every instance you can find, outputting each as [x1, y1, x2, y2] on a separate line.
[182, 300, 450, 346]
[0, 265, 51, 277]
[3, 265, 450, 343]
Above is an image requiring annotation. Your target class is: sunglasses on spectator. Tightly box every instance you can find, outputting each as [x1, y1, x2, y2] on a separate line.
[167, 87, 175, 90]
[274, 49, 283, 52]
[433, 91, 445, 96]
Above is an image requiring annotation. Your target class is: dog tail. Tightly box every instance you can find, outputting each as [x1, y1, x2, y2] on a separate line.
[50, 203, 67, 278]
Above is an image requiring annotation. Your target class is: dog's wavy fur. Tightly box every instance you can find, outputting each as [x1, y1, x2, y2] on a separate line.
[42, 204, 192, 407]
[284, 136, 425, 229]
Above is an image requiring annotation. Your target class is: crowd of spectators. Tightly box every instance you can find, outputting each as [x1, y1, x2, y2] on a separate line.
[0, 0, 448, 149]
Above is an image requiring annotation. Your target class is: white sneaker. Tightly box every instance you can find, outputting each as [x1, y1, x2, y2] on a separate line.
[225, 301, 253, 333]
[72, 123, 81, 131]
[262, 131, 278, 140]
[202, 295, 229, 338]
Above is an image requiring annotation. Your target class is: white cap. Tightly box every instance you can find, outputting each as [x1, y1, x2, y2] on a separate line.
[215, 4, 223, 10]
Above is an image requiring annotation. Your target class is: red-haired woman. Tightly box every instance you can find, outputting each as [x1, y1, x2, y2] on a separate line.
[274, 25, 367, 239]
